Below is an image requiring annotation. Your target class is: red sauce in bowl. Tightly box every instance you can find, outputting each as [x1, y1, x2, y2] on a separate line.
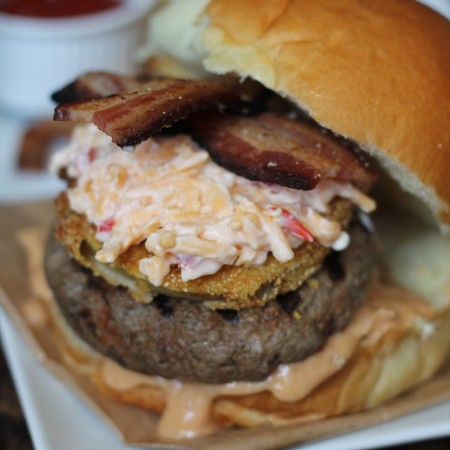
[0, 0, 122, 18]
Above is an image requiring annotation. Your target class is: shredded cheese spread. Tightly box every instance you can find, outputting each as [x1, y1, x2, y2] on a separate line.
[51, 124, 376, 285]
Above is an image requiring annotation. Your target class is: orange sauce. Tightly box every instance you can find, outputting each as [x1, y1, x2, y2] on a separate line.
[99, 283, 437, 439]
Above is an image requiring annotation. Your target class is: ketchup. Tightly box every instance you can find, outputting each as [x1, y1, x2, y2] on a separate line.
[0, 0, 122, 18]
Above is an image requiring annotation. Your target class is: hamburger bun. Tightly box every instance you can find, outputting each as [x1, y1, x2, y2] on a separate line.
[145, 0, 450, 231]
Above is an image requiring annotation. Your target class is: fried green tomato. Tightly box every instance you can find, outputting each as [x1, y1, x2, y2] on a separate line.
[54, 193, 354, 309]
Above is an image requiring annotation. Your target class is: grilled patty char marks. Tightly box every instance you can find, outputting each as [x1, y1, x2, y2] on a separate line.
[45, 220, 377, 384]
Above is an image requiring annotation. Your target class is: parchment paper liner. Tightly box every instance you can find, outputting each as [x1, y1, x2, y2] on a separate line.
[1, 201, 450, 450]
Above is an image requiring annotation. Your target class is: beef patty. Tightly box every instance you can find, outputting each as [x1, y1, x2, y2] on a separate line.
[44, 219, 377, 384]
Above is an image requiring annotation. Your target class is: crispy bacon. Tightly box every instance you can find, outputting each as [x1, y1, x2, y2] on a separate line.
[51, 71, 144, 103]
[52, 72, 375, 190]
[54, 78, 242, 147]
[190, 113, 376, 191]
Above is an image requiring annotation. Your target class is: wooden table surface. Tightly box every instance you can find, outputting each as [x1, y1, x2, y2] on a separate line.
[0, 345, 449, 450]
[0, 347, 33, 450]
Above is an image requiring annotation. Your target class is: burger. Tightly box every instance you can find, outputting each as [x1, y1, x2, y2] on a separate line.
[43, 0, 450, 441]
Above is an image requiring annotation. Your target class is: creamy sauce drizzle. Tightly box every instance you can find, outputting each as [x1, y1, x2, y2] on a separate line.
[99, 283, 437, 439]
[16, 228, 52, 327]
[51, 125, 375, 285]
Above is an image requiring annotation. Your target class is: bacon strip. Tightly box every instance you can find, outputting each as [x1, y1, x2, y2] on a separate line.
[190, 113, 376, 191]
[52, 72, 375, 189]
[51, 71, 144, 103]
[54, 78, 241, 147]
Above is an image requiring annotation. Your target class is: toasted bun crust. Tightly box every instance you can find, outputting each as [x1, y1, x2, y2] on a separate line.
[144, 0, 450, 232]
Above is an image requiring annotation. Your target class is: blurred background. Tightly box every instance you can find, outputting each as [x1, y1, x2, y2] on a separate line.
[0, 0, 157, 202]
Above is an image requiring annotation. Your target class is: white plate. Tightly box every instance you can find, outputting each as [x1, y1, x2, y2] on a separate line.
[1, 1, 450, 449]
[418, 0, 450, 16]
[0, 309, 160, 450]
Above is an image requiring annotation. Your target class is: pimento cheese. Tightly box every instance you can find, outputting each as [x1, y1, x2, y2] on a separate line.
[51, 124, 375, 285]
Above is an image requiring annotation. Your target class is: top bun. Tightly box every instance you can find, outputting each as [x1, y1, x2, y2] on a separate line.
[143, 0, 450, 233]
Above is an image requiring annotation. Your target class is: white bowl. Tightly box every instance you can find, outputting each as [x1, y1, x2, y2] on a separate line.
[0, 0, 156, 118]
